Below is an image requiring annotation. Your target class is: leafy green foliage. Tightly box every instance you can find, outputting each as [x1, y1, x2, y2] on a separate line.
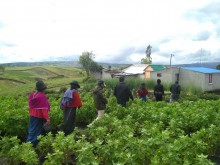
[1, 89, 220, 164]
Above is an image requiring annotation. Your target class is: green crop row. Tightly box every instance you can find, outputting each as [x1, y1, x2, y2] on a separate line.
[0, 93, 220, 164]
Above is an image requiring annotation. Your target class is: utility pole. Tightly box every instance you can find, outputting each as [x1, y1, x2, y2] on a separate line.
[170, 54, 174, 68]
[170, 54, 174, 82]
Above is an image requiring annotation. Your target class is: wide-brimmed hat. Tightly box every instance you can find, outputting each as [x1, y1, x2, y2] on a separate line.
[36, 80, 47, 91]
[70, 80, 80, 88]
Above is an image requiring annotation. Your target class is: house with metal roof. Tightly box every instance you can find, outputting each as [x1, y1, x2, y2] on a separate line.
[144, 65, 166, 79]
[114, 64, 148, 79]
[150, 66, 220, 92]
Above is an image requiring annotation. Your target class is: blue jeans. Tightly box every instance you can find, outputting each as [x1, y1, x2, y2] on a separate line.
[139, 96, 147, 102]
[26, 116, 45, 147]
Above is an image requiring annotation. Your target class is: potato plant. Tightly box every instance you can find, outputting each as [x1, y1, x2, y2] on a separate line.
[0, 92, 220, 164]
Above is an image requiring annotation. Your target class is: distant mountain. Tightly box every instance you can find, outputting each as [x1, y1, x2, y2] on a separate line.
[0, 61, 81, 67]
[2, 61, 218, 69]
[174, 62, 220, 69]
[0, 61, 130, 68]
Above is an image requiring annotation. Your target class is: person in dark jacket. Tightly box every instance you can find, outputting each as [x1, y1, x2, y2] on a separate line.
[154, 79, 164, 101]
[62, 81, 82, 135]
[93, 80, 108, 119]
[170, 80, 181, 102]
[114, 77, 134, 107]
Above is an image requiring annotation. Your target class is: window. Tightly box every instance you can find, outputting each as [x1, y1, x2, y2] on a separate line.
[157, 73, 162, 77]
[208, 74, 212, 84]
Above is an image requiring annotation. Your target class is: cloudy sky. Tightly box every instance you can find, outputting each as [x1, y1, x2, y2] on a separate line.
[0, 0, 220, 65]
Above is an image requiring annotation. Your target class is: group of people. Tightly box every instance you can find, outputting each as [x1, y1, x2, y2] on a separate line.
[26, 77, 181, 147]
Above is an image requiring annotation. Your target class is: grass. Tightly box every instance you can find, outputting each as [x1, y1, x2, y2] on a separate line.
[0, 66, 85, 96]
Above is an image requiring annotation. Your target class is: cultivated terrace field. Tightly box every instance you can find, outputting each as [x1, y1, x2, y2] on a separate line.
[0, 66, 220, 164]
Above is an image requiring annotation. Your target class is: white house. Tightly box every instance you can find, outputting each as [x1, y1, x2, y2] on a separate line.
[114, 64, 148, 79]
[150, 67, 220, 92]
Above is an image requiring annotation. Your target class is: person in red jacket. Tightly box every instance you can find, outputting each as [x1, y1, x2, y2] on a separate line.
[26, 80, 50, 147]
[62, 81, 82, 135]
[137, 83, 148, 102]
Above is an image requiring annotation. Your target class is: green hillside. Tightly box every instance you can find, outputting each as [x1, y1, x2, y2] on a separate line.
[0, 66, 84, 95]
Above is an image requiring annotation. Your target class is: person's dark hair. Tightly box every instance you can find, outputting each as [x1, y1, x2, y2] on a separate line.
[119, 76, 125, 82]
[36, 80, 47, 92]
[140, 83, 145, 88]
[157, 79, 161, 84]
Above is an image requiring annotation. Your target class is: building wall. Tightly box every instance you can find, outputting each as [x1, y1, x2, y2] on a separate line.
[204, 73, 220, 91]
[179, 69, 220, 91]
[150, 67, 180, 84]
[102, 72, 113, 79]
[90, 71, 102, 79]
[146, 67, 220, 92]
[179, 69, 205, 91]
[144, 67, 153, 79]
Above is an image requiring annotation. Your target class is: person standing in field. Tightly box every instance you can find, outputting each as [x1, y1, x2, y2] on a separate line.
[27, 80, 50, 147]
[93, 80, 108, 119]
[170, 80, 181, 102]
[154, 79, 164, 101]
[114, 76, 134, 107]
[137, 83, 148, 102]
[61, 81, 82, 135]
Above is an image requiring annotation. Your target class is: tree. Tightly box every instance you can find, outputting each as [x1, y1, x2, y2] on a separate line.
[79, 51, 102, 77]
[141, 45, 152, 64]
[0, 65, 5, 74]
[216, 64, 220, 70]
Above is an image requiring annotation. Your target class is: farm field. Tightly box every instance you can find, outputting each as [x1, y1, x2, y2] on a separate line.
[0, 66, 84, 95]
[1, 66, 220, 164]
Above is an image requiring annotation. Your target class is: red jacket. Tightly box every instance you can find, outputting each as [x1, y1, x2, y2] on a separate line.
[69, 91, 82, 108]
[137, 88, 148, 97]
[28, 92, 50, 122]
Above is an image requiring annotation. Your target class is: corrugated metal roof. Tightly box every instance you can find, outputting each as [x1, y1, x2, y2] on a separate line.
[123, 64, 148, 74]
[150, 65, 165, 71]
[182, 67, 220, 73]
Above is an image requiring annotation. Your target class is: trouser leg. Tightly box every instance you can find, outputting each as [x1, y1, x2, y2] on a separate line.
[26, 116, 45, 147]
[63, 107, 76, 135]
[97, 110, 105, 119]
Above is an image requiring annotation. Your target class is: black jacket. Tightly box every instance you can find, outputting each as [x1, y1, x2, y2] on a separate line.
[154, 84, 164, 96]
[114, 82, 133, 102]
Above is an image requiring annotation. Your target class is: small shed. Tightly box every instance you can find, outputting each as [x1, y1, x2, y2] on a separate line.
[150, 66, 220, 92]
[180, 67, 220, 92]
[144, 65, 166, 79]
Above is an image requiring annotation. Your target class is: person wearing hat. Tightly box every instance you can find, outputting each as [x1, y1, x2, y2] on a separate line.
[92, 80, 108, 120]
[153, 79, 164, 101]
[114, 76, 134, 107]
[61, 80, 82, 135]
[26, 80, 50, 147]
[170, 80, 181, 102]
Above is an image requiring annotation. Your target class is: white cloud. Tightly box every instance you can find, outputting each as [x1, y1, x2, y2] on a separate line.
[0, 0, 220, 64]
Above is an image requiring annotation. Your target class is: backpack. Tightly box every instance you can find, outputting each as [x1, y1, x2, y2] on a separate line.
[60, 88, 76, 110]
[60, 97, 73, 110]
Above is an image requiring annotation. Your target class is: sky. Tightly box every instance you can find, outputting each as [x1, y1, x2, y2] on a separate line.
[0, 0, 220, 65]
